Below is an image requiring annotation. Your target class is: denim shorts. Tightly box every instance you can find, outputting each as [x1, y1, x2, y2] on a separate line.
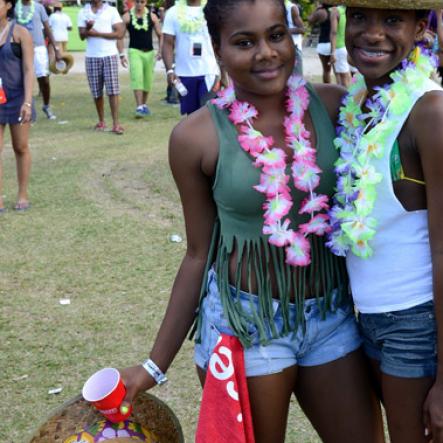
[194, 269, 362, 377]
[359, 300, 437, 378]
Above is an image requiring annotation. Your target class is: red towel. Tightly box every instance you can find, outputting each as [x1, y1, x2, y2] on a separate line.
[196, 334, 255, 443]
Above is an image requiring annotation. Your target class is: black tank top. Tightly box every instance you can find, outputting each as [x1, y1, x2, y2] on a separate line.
[318, 7, 331, 44]
[128, 10, 153, 51]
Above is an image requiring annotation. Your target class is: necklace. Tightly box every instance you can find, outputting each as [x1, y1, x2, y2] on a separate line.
[327, 46, 435, 259]
[176, 0, 207, 34]
[16, 0, 35, 25]
[213, 76, 331, 267]
[130, 7, 148, 31]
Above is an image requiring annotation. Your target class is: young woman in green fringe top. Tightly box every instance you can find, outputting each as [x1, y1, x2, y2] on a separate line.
[119, 0, 384, 440]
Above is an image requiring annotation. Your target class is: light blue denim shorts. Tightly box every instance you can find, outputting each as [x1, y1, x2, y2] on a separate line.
[359, 300, 437, 378]
[194, 269, 362, 377]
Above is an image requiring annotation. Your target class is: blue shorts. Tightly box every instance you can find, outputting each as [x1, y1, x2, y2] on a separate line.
[179, 75, 208, 115]
[194, 269, 362, 377]
[359, 300, 437, 378]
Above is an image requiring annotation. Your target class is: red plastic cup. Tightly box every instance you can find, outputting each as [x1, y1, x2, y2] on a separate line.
[82, 367, 132, 423]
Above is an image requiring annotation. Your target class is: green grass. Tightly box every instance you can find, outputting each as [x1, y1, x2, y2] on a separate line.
[64, 6, 86, 51]
[1, 72, 322, 442]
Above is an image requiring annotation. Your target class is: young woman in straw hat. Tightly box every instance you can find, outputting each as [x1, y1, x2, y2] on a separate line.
[118, 0, 386, 441]
[325, 0, 443, 441]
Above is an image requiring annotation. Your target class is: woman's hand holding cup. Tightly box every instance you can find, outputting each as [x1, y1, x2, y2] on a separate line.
[118, 365, 157, 415]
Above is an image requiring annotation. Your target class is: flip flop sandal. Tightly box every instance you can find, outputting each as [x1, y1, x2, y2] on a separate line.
[94, 122, 107, 131]
[14, 202, 31, 211]
[111, 125, 124, 135]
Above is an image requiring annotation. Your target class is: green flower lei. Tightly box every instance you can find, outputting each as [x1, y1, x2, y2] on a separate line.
[176, 0, 207, 35]
[16, 0, 35, 25]
[327, 47, 435, 259]
[130, 7, 148, 31]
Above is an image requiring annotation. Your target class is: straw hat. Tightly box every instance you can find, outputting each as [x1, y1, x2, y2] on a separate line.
[49, 53, 74, 75]
[323, 0, 443, 8]
[27, 393, 184, 443]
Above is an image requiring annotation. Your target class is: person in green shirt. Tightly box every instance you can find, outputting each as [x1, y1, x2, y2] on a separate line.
[330, 5, 351, 87]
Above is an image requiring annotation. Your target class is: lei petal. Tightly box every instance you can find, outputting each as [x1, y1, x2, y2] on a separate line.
[229, 101, 259, 124]
[299, 214, 331, 236]
[287, 137, 316, 163]
[341, 215, 377, 243]
[263, 195, 293, 225]
[351, 239, 373, 258]
[263, 219, 295, 247]
[285, 233, 311, 266]
[353, 187, 377, 216]
[254, 169, 290, 197]
[254, 148, 286, 169]
[286, 86, 309, 115]
[339, 100, 362, 129]
[299, 193, 330, 215]
[353, 164, 383, 186]
[284, 116, 309, 139]
[211, 85, 236, 109]
[326, 230, 350, 257]
[292, 161, 321, 192]
[357, 137, 384, 159]
[238, 126, 274, 157]
[287, 74, 306, 91]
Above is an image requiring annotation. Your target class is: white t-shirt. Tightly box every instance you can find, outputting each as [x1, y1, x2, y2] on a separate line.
[49, 11, 72, 42]
[162, 5, 219, 77]
[78, 3, 122, 58]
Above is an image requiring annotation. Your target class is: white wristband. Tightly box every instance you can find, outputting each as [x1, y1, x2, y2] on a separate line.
[119, 52, 125, 57]
[142, 358, 168, 386]
[166, 69, 174, 75]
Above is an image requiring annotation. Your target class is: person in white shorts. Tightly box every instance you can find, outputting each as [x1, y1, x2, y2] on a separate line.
[330, 5, 351, 87]
[14, 0, 62, 119]
[308, 3, 334, 83]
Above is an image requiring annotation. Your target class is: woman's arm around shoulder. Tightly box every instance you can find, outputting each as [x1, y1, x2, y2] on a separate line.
[413, 89, 443, 441]
[312, 82, 347, 126]
[119, 107, 219, 407]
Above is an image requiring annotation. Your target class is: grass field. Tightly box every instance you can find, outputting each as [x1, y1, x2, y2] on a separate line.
[64, 6, 86, 51]
[1, 72, 325, 442]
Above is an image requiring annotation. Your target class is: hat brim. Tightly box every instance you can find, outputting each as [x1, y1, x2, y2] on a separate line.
[27, 392, 184, 443]
[323, 0, 443, 8]
[49, 53, 74, 75]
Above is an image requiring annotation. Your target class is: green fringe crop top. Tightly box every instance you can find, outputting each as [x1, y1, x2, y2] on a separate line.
[193, 84, 350, 348]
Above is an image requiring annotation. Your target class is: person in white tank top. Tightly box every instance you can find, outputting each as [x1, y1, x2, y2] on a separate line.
[325, 0, 443, 441]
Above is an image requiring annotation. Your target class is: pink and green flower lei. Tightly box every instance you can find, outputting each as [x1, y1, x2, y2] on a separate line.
[327, 46, 436, 259]
[212, 75, 331, 267]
